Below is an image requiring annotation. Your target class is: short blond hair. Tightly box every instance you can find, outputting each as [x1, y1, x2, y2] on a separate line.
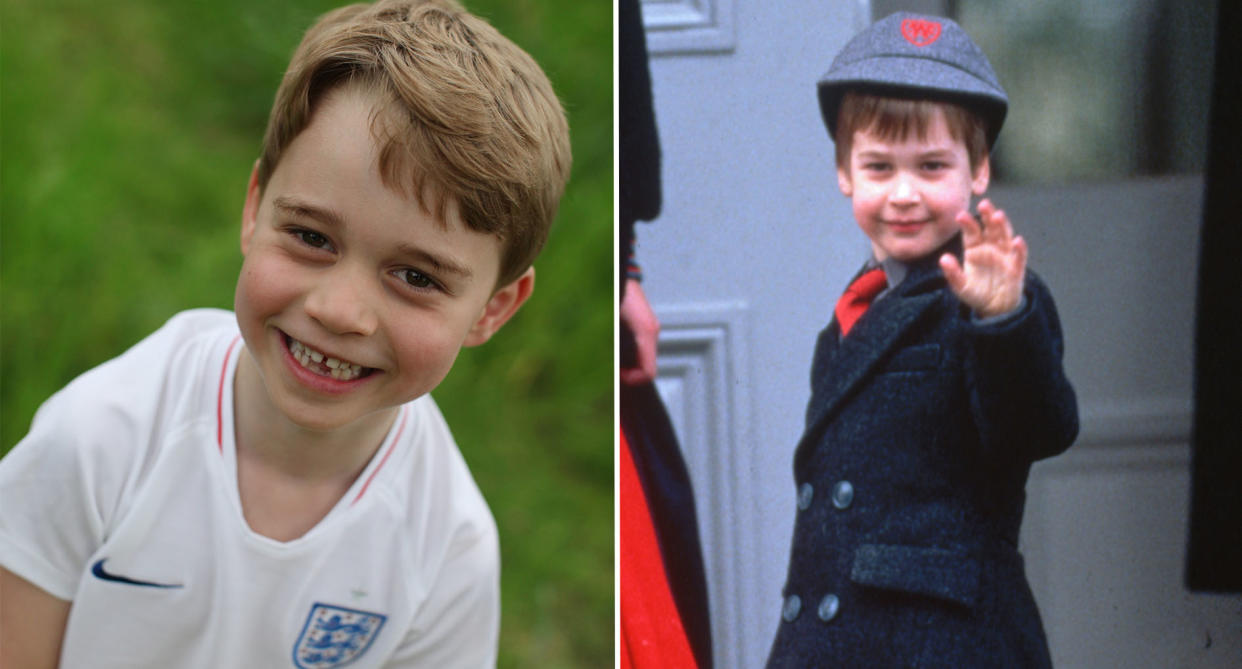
[258, 0, 571, 286]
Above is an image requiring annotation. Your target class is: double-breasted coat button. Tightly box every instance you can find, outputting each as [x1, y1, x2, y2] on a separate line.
[817, 594, 840, 622]
[797, 483, 813, 510]
[782, 594, 802, 622]
[831, 480, 854, 509]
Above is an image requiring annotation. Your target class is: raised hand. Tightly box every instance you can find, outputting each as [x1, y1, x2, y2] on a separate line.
[939, 198, 1027, 318]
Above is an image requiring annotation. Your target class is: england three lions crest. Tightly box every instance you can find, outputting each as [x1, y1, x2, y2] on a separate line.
[293, 603, 387, 668]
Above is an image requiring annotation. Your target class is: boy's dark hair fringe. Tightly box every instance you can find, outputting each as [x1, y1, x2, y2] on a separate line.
[835, 91, 989, 173]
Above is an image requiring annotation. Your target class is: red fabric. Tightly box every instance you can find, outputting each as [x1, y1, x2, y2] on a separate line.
[834, 268, 887, 337]
[620, 429, 698, 669]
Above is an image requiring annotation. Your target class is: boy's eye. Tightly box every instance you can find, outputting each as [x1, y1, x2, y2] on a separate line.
[294, 229, 331, 249]
[398, 269, 438, 291]
[922, 161, 948, 171]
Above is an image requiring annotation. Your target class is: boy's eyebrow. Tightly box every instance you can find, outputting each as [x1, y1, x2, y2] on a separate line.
[855, 149, 892, 159]
[395, 244, 473, 280]
[273, 195, 473, 280]
[855, 148, 957, 160]
[273, 196, 346, 229]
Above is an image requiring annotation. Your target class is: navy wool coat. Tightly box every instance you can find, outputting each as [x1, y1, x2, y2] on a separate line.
[767, 241, 1078, 668]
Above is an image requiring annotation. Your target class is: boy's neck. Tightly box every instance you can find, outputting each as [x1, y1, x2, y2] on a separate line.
[870, 233, 964, 267]
[232, 350, 397, 479]
[867, 233, 964, 292]
[230, 349, 398, 541]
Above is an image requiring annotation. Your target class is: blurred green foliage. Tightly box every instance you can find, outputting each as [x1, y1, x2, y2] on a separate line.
[0, 0, 613, 666]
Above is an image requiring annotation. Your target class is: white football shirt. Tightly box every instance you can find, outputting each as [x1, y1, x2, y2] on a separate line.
[0, 309, 499, 668]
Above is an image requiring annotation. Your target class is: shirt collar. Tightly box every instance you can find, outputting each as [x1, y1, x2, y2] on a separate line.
[859, 255, 909, 297]
[864, 232, 964, 295]
[878, 256, 909, 292]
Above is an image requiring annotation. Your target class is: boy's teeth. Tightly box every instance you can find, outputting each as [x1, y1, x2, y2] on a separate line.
[288, 337, 364, 381]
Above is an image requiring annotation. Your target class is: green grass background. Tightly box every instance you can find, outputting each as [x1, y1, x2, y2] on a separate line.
[0, 0, 614, 665]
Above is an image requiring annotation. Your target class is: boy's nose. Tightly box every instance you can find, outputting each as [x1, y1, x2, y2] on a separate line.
[889, 175, 919, 204]
[304, 271, 379, 337]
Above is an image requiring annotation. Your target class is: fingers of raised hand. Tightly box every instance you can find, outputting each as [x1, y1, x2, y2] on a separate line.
[978, 201, 1013, 248]
[1011, 235, 1029, 278]
[956, 209, 983, 247]
[939, 252, 967, 294]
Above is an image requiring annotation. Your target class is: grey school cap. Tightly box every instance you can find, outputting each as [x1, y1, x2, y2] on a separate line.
[818, 12, 1008, 147]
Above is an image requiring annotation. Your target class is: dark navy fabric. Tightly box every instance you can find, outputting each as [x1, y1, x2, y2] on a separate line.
[766, 239, 1078, 668]
[619, 0, 661, 311]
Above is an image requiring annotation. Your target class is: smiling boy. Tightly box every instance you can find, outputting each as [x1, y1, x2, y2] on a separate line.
[766, 13, 1077, 667]
[0, 1, 569, 667]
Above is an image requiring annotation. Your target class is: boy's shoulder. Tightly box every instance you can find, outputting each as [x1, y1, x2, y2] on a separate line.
[0, 309, 241, 598]
[59, 307, 237, 401]
[370, 393, 499, 549]
[27, 308, 238, 454]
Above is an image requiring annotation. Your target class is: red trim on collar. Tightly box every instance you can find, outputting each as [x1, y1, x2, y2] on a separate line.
[351, 407, 409, 506]
[217, 336, 242, 453]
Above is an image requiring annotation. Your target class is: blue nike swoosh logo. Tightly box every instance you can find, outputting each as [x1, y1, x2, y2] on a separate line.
[91, 559, 183, 589]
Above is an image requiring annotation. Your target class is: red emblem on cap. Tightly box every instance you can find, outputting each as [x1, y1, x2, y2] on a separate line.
[901, 18, 942, 47]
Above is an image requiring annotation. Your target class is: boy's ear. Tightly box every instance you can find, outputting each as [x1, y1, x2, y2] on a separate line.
[240, 161, 262, 255]
[971, 154, 991, 196]
[463, 267, 536, 347]
[837, 165, 854, 197]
